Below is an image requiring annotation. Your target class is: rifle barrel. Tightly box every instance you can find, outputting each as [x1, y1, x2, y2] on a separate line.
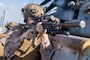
[42, 20, 85, 29]
[59, 20, 85, 28]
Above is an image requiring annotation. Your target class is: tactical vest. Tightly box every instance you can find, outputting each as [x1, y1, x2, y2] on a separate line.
[12, 38, 41, 60]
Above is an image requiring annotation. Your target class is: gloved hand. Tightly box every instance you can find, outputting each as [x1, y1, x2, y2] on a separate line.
[36, 22, 47, 34]
[20, 29, 34, 41]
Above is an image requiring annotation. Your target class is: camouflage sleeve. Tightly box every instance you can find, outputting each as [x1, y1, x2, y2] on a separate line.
[39, 34, 62, 60]
[4, 26, 23, 58]
[4, 37, 22, 57]
[39, 34, 52, 60]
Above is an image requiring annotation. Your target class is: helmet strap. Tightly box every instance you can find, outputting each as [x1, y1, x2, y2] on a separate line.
[24, 16, 28, 23]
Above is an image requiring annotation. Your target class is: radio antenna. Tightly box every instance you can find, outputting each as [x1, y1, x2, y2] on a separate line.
[29, 0, 35, 4]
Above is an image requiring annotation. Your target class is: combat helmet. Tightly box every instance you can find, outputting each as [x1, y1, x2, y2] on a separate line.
[5, 22, 18, 29]
[22, 4, 44, 22]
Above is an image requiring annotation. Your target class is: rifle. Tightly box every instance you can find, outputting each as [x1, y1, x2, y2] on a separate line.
[22, 15, 85, 47]
[42, 20, 85, 35]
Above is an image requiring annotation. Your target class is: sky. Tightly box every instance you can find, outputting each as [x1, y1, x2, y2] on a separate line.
[0, 0, 44, 26]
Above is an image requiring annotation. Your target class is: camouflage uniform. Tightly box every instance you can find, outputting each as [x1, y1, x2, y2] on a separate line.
[4, 25, 41, 60]
[0, 4, 61, 60]
[1, 23, 61, 60]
